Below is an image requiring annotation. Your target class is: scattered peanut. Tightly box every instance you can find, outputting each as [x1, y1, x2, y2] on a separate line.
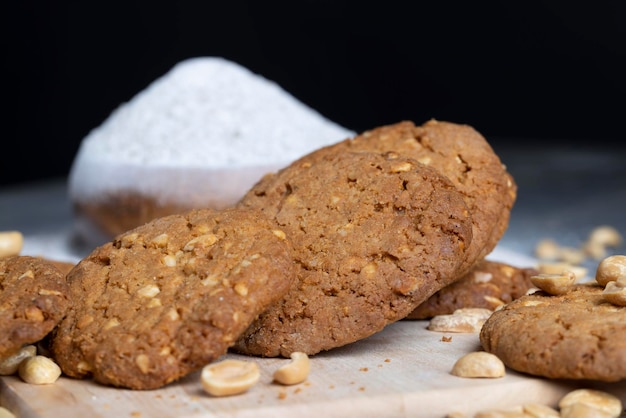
[450, 351, 505, 378]
[558, 389, 622, 418]
[0, 231, 23, 258]
[473, 406, 526, 417]
[595, 255, 626, 286]
[603, 279, 626, 306]
[0, 345, 37, 375]
[522, 403, 560, 417]
[428, 308, 493, 333]
[18, 355, 62, 384]
[536, 263, 588, 281]
[273, 351, 310, 385]
[201, 359, 260, 397]
[558, 247, 586, 265]
[534, 238, 561, 260]
[587, 225, 623, 249]
[560, 402, 614, 418]
[530, 270, 577, 295]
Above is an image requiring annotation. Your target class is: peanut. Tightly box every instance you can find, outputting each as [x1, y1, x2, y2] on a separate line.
[273, 352, 310, 385]
[0, 231, 23, 258]
[450, 351, 505, 378]
[530, 270, 577, 295]
[602, 279, 626, 306]
[428, 308, 493, 333]
[201, 359, 260, 397]
[595, 255, 626, 286]
[558, 389, 622, 418]
[18, 355, 62, 384]
[0, 345, 37, 375]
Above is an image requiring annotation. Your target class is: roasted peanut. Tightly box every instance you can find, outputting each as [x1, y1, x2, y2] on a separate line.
[450, 351, 505, 378]
[536, 263, 587, 281]
[428, 308, 493, 333]
[0, 345, 37, 375]
[201, 359, 260, 397]
[530, 270, 577, 295]
[602, 279, 626, 306]
[595, 255, 626, 286]
[558, 389, 622, 418]
[587, 226, 623, 249]
[18, 355, 62, 384]
[0, 231, 23, 258]
[522, 403, 560, 417]
[473, 406, 526, 417]
[534, 238, 561, 260]
[273, 351, 310, 385]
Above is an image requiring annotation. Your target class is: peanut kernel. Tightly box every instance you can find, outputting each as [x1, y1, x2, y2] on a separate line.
[137, 284, 160, 298]
[201, 359, 260, 397]
[0, 231, 24, 258]
[135, 354, 150, 374]
[451, 352, 505, 378]
[530, 271, 577, 295]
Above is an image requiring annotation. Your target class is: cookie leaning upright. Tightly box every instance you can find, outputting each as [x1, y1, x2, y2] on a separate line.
[234, 151, 473, 357]
[308, 120, 516, 274]
[0, 256, 71, 358]
[480, 283, 626, 382]
[50, 207, 295, 390]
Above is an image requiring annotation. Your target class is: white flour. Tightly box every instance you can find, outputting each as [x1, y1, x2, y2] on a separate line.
[69, 57, 354, 203]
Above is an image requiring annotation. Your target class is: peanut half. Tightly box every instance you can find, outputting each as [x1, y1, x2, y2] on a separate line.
[595, 255, 626, 287]
[558, 389, 622, 418]
[201, 359, 260, 397]
[18, 355, 62, 385]
[450, 351, 505, 378]
[530, 270, 577, 295]
[273, 352, 310, 385]
[0, 345, 37, 375]
[0, 231, 23, 258]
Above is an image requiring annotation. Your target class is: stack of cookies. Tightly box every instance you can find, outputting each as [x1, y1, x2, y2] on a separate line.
[3, 119, 537, 390]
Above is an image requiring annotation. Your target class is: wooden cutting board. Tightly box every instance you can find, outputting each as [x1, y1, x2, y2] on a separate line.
[2, 319, 625, 418]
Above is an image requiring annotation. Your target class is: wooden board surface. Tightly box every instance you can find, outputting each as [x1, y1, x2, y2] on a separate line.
[2, 319, 625, 418]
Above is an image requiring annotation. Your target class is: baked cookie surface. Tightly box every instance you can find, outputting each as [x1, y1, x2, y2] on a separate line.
[234, 151, 473, 357]
[480, 283, 626, 382]
[305, 120, 516, 273]
[50, 207, 295, 390]
[0, 256, 70, 358]
[406, 260, 537, 319]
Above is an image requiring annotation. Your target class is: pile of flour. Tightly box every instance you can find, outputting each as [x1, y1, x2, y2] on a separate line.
[69, 57, 354, 204]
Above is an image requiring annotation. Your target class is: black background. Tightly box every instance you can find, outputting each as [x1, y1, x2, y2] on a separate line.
[3, 1, 625, 187]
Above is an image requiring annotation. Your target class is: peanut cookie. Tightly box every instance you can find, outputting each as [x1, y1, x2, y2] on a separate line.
[233, 151, 473, 357]
[0, 256, 70, 358]
[50, 207, 295, 390]
[407, 260, 537, 319]
[301, 120, 516, 273]
[480, 283, 626, 382]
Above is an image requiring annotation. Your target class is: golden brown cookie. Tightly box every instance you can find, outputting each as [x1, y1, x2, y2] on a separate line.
[50, 207, 295, 390]
[301, 120, 516, 273]
[406, 260, 537, 319]
[480, 283, 626, 382]
[0, 256, 70, 358]
[233, 151, 473, 357]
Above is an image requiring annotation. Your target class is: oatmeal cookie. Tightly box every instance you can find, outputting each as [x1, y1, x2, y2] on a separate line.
[50, 207, 295, 390]
[480, 283, 626, 382]
[0, 256, 70, 358]
[300, 120, 516, 273]
[233, 151, 473, 357]
[406, 260, 537, 319]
